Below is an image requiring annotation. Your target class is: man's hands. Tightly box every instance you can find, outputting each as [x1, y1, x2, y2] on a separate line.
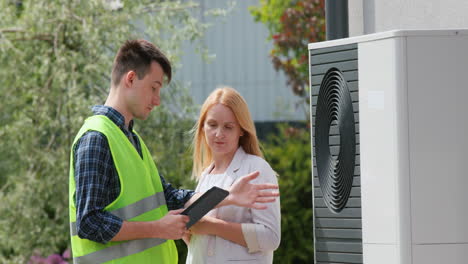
[111, 209, 189, 242]
[182, 216, 217, 245]
[153, 209, 190, 240]
[225, 171, 279, 209]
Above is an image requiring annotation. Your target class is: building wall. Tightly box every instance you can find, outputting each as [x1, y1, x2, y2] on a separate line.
[176, 0, 305, 122]
[349, 0, 468, 37]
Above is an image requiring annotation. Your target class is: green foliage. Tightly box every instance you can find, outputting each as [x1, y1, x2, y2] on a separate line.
[263, 124, 313, 263]
[249, 0, 293, 34]
[0, 0, 211, 262]
[250, 0, 326, 100]
[251, 2, 320, 259]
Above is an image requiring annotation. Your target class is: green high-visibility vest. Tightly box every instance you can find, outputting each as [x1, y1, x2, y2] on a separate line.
[69, 115, 177, 264]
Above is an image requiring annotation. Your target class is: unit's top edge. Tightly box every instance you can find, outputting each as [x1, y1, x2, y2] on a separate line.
[308, 29, 468, 50]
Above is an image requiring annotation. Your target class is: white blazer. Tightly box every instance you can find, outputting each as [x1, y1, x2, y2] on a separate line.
[186, 147, 281, 264]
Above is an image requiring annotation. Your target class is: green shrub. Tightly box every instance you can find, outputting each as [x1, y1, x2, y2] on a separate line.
[263, 123, 313, 263]
[0, 0, 211, 262]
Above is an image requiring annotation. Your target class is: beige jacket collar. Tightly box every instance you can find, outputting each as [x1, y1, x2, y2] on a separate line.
[202, 147, 247, 186]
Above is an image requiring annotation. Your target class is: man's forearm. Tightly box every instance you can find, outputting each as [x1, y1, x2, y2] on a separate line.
[111, 221, 157, 241]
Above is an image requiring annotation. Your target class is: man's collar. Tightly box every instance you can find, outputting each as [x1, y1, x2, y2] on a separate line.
[91, 105, 133, 131]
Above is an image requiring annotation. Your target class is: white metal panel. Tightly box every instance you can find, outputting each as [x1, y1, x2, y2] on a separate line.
[308, 29, 468, 50]
[412, 244, 468, 264]
[393, 36, 412, 264]
[363, 244, 398, 264]
[359, 37, 403, 247]
[407, 34, 468, 244]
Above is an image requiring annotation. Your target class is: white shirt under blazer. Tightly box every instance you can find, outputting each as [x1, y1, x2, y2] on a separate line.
[186, 147, 281, 264]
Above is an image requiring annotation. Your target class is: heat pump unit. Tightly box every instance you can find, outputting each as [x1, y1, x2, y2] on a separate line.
[309, 29, 468, 264]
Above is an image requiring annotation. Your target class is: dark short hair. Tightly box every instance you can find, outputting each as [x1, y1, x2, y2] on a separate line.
[111, 39, 172, 87]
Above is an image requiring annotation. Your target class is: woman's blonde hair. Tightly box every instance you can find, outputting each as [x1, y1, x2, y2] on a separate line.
[191, 86, 263, 179]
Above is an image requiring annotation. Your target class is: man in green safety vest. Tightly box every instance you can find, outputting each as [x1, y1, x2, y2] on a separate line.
[69, 39, 279, 264]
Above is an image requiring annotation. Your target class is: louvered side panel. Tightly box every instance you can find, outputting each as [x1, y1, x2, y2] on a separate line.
[310, 43, 363, 264]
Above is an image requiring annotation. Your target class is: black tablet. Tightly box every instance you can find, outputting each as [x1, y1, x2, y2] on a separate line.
[181, 186, 229, 228]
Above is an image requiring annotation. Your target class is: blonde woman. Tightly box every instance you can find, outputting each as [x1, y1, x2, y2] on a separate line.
[185, 87, 281, 264]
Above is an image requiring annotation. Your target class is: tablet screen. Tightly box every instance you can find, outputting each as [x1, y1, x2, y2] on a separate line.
[181, 186, 229, 228]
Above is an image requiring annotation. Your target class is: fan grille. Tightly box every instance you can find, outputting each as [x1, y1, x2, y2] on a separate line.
[315, 67, 356, 213]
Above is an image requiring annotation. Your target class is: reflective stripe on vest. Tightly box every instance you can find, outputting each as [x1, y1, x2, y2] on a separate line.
[73, 238, 167, 264]
[70, 191, 166, 236]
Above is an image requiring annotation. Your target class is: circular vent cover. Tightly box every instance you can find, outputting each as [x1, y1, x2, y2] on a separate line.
[315, 67, 356, 213]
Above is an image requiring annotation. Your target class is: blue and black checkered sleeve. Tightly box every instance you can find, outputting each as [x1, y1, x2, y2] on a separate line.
[160, 174, 195, 210]
[74, 131, 123, 244]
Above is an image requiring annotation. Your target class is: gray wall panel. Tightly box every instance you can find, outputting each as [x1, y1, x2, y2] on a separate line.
[315, 218, 362, 229]
[177, 0, 304, 121]
[314, 188, 361, 199]
[317, 241, 363, 253]
[310, 43, 359, 55]
[316, 252, 363, 263]
[311, 43, 362, 263]
[311, 71, 358, 85]
[311, 49, 358, 65]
